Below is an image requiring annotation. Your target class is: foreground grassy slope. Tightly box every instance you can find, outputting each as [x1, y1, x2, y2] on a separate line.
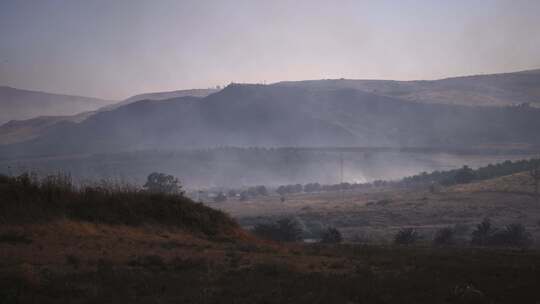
[3, 221, 540, 303]
[2, 173, 540, 303]
[0, 173, 237, 236]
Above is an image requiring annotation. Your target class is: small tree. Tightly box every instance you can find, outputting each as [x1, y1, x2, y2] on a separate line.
[255, 185, 268, 196]
[275, 218, 303, 242]
[453, 166, 476, 184]
[143, 172, 183, 195]
[394, 228, 420, 245]
[320, 227, 343, 244]
[471, 218, 495, 246]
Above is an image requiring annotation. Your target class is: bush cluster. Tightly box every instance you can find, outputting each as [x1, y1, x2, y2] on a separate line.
[392, 220, 533, 248]
[471, 219, 532, 248]
[0, 173, 237, 237]
[252, 218, 303, 242]
[320, 227, 343, 244]
[402, 158, 540, 187]
[394, 228, 420, 245]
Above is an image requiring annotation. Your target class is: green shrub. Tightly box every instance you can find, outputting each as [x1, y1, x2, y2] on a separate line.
[471, 218, 495, 246]
[320, 227, 343, 244]
[143, 172, 183, 194]
[490, 224, 532, 248]
[453, 166, 476, 184]
[253, 218, 303, 242]
[394, 228, 420, 245]
[471, 219, 532, 248]
[0, 173, 237, 237]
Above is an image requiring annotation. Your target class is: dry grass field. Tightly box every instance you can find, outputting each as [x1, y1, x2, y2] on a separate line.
[213, 171, 540, 245]
[3, 171, 540, 303]
[4, 219, 540, 303]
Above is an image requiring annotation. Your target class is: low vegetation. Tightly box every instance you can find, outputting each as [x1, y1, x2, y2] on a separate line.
[0, 231, 32, 245]
[252, 218, 303, 242]
[471, 218, 532, 248]
[2, 169, 540, 303]
[402, 158, 540, 187]
[433, 227, 456, 246]
[143, 172, 183, 194]
[394, 228, 421, 245]
[219, 158, 540, 199]
[0, 172, 237, 236]
[320, 227, 343, 244]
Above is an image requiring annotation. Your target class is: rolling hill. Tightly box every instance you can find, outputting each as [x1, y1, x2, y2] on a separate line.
[0, 86, 113, 125]
[0, 87, 220, 145]
[276, 69, 540, 107]
[2, 82, 540, 159]
[111, 88, 220, 108]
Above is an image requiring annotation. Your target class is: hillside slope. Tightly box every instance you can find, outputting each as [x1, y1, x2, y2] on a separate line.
[450, 171, 537, 194]
[2, 83, 540, 158]
[276, 69, 540, 107]
[0, 86, 113, 125]
[113, 88, 220, 108]
[0, 88, 219, 145]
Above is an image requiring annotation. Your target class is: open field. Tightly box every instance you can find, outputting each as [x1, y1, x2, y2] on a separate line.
[3, 220, 540, 303]
[212, 172, 540, 244]
[2, 170, 540, 303]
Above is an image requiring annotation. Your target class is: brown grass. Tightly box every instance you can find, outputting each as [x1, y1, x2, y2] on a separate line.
[3, 172, 540, 302]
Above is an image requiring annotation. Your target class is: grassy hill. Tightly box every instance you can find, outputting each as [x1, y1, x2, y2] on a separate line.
[2, 172, 540, 303]
[0, 88, 219, 146]
[3, 84, 540, 159]
[449, 171, 536, 195]
[0, 86, 113, 125]
[0, 173, 237, 236]
[276, 69, 540, 107]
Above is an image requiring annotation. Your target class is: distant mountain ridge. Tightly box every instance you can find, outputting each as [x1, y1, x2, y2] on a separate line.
[2, 69, 540, 156]
[0, 86, 113, 125]
[2, 82, 540, 159]
[114, 88, 220, 108]
[0, 87, 220, 145]
[275, 69, 540, 107]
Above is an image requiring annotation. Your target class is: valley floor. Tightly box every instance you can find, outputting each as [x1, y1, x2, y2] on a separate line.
[213, 172, 540, 245]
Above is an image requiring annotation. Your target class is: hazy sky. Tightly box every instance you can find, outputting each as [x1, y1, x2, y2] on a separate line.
[1, 0, 539, 100]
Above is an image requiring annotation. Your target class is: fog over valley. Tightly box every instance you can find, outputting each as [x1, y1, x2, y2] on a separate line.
[2, 70, 540, 188]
